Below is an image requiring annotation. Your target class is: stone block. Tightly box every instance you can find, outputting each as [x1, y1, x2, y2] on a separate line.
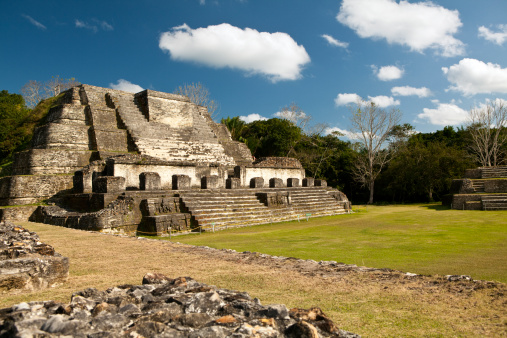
[92, 176, 126, 193]
[315, 179, 327, 187]
[201, 175, 220, 189]
[138, 214, 191, 236]
[269, 178, 284, 188]
[140, 172, 161, 191]
[172, 175, 191, 190]
[287, 178, 300, 187]
[226, 178, 240, 189]
[303, 177, 314, 187]
[250, 177, 264, 188]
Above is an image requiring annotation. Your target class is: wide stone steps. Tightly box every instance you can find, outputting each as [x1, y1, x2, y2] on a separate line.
[481, 194, 507, 210]
[481, 166, 507, 178]
[179, 187, 349, 229]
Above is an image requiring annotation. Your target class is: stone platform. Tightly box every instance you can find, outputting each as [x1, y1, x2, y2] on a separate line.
[444, 165, 507, 210]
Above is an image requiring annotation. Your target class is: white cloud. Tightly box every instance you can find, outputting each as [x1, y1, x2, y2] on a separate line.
[391, 86, 432, 98]
[418, 102, 468, 126]
[158, 23, 310, 82]
[321, 34, 349, 49]
[334, 93, 361, 106]
[443, 58, 507, 95]
[22, 14, 46, 30]
[334, 93, 399, 107]
[324, 127, 360, 139]
[75, 19, 113, 32]
[478, 24, 507, 46]
[373, 65, 404, 81]
[109, 79, 144, 93]
[337, 0, 465, 57]
[239, 113, 268, 123]
[367, 95, 400, 107]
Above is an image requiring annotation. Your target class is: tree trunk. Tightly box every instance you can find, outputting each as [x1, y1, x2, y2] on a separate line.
[368, 180, 375, 204]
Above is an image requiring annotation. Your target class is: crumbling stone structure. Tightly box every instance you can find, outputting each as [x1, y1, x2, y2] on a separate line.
[0, 273, 359, 337]
[0, 221, 69, 292]
[0, 85, 351, 234]
[444, 166, 507, 210]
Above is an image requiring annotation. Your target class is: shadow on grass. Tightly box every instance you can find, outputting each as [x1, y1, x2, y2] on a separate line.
[420, 203, 450, 211]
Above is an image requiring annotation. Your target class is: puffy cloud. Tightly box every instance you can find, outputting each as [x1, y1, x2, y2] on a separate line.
[21, 14, 46, 30]
[109, 79, 144, 93]
[373, 65, 404, 81]
[334, 93, 361, 106]
[321, 34, 349, 49]
[443, 58, 507, 95]
[478, 24, 507, 45]
[367, 95, 400, 107]
[334, 93, 399, 107]
[323, 127, 361, 140]
[239, 113, 268, 123]
[159, 23, 310, 82]
[337, 0, 464, 57]
[391, 86, 432, 98]
[418, 101, 468, 126]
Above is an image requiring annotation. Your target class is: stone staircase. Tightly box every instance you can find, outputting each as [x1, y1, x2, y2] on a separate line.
[107, 92, 235, 165]
[472, 180, 486, 193]
[180, 187, 349, 230]
[481, 166, 507, 178]
[481, 194, 507, 210]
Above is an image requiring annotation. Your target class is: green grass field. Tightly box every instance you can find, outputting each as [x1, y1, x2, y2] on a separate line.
[155, 204, 507, 283]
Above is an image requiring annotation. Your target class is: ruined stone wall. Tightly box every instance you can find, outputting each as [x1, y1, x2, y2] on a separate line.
[0, 175, 73, 206]
[235, 165, 306, 188]
[136, 89, 192, 126]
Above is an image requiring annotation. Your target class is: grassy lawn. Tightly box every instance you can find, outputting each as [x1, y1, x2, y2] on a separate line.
[4, 211, 505, 337]
[156, 204, 507, 283]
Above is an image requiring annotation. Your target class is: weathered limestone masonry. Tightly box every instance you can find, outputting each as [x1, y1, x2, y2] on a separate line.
[444, 165, 507, 210]
[0, 273, 360, 337]
[0, 221, 69, 292]
[0, 84, 351, 234]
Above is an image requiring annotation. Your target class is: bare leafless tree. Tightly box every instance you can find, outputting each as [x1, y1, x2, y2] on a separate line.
[20, 80, 45, 108]
[174, 82, 219, 118]
[21, 76, 80, 108]
[349, 100, 402, 204]
[467, 100, 507, 167]
[44, 76, 80, 98]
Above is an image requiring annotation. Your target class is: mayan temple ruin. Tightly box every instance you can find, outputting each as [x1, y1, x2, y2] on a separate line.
[0, 84, 350, 235]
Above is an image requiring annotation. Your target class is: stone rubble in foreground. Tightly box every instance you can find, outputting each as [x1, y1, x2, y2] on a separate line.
[0, 272, 359, 338]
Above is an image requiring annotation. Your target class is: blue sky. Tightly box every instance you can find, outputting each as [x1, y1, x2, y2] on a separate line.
[2, 0, 507, 136]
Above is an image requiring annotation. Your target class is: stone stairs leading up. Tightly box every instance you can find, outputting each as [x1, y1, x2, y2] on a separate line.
[106, 93, 235, 165]
[481, 194, 507, 210]
[481, 166, 507, 178]
[472, 180, 486, 193]
[180, 187, 349, 230]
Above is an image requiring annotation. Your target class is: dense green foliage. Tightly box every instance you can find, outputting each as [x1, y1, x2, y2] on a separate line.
[0, 91, 60, 174]
[222, 115, 482, 204]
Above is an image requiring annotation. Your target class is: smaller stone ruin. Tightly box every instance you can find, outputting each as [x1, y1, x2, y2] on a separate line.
[0, 273, 359, 337]
[444, 165, 507, 210]
[0, 221, 69, 292]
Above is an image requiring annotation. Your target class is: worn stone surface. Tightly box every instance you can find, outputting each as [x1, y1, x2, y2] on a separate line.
[250, 177, 264, 188]
[0, 273, 359, 337]
[140, 172, 161, 191]
[303, 178, 315, 187]
[0, 221, 68, 292]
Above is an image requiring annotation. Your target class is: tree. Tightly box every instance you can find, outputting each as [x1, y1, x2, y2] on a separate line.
[20, 80, 45, 109]
[349, 100, 402, 204]
[466, 100, 507, 167]
[275, 102, 313, 157]
[21, 76, 80, 108]
[221, 116, 246, 141]
[0, 91, 30, 164]
[174, 82, 219, 118]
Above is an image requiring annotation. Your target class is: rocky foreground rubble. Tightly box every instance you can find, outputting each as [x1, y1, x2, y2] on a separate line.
[0, 221, 68, 292]
[0, 273, 359, 337]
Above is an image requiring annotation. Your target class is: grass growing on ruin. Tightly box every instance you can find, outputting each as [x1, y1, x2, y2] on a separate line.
[161, 204, 507, 283]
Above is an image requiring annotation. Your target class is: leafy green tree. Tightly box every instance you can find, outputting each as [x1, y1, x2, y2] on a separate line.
[221, 116, 246, 141]
[0, 90, 30, 163]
